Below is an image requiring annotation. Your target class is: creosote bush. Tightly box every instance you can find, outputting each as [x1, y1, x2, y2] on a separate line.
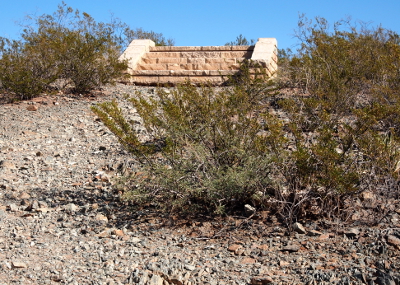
[93, 16, 400, 223]
[0, 2, 174, 100]
[92, 61, 282, 215]
[274, 16, 400, 223]
[0, 37, 56, 99]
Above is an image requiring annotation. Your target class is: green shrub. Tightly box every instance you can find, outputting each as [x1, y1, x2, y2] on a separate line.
[92, 61, 282, 215]
[92, 16, 400, 223]
[0, 38, 56, 100]
[274, 17, 400, 222]
[0, 2, 174, 98]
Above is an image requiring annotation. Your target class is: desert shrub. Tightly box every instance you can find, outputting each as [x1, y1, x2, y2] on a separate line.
[0, 37, 56, 100]
[274, 16, 400, 222]
[0, 2, 173, 98]
[92, 61, 283, 215]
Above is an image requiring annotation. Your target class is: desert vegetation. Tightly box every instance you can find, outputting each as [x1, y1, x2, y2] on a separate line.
[93, 16, 400, 226]
[0, 2, 174, 100]
[1, 5, 399, 225]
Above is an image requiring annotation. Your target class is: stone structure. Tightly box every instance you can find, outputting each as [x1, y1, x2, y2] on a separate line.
[119, 38, 277, 85]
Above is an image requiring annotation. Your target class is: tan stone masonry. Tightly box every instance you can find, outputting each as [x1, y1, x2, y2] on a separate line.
[119, 38, 277, 85]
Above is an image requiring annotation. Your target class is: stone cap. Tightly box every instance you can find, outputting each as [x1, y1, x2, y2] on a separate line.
[151, 46, 254, 52]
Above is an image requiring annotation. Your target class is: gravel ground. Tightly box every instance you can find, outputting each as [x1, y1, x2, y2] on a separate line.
[0, 84, 399, 285]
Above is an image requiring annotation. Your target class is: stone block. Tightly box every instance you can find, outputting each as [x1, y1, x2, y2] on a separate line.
[150, 46, 172, 52]
[131, 76, 160, 84]
[231, 45, 254, 51]
[140, 57, 158, 64]
[158, 58, 187, 64]
[209, 70, 234, 76]
[205, 58, 236, 64]
[180, 52, 204, 58]
[179, 64, 195, 70]
[167, 63, 181, 70]
[220, 51, 250, 59]
[158, 76, 187, 84]
[170, 70, 210, 76]
[202, 51, 221, 58]
[251, 38, 278, 75]
[141, 70, 170, 76]
[192, 64, 219, 70]
[156, 46, 202, 52]
[187, 76, 224, 84]
[201, 46, 232, 51]
[187, 58, 206, 64]
[220, 63, 240, 70]
[119, 39, 155, 70]
[146, 52, 180, 58]
[137, 64, 167, 71]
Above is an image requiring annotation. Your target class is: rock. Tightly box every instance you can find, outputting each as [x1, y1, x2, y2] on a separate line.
[169, 276, 183, 285]
[345, 228, 360, 238]
[7, 203, 19, 212]
[293, 222, 307, 234]
[112, 229, 125, 237]
[36, 207, 50, 213]
[130, 237, 142, 244]
[95, 214, 108, 222]
[26, 105, 38, 111]
[228, 244, 242, 254]
[25, 200, 39, 211]
[0, 160, 16, 170]
[12, 261, 27, 268]
[251, 276, 273, 284]
[18, 192, 31, 200]
[317, 233, 331, 240]
[97, 230, 110, 238]
[244, 204, 256, 216]
[279, 260, 290, 266]
[185, 264, 196, 271]
[387, 235, 400, 246]
[64, 203, 79, 212]
[361, 190, 375, 201]
[242, 257, 256, 264]
[281, 244, 300, 253]
[149, 274, 164, 285]
[258, 244, 269, 251]
[308, 230, 323, 236]
[43, 156, 55, 165]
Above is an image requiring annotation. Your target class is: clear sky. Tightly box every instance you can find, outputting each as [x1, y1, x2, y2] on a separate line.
[1, 0, 399, 50]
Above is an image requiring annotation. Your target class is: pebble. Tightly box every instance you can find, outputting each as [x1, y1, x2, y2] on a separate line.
[11, 261, 28, 268]
[293, 222, 307, 234]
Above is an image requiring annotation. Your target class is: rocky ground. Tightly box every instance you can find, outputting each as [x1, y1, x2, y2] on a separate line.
[0, 84, 399, 285]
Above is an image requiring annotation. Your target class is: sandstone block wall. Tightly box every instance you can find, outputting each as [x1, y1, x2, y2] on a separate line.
[119, 38, 277, 85]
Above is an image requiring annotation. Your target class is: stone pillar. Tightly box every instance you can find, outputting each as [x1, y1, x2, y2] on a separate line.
[251, 38, 278, 76]
[119, 39, 156, 72]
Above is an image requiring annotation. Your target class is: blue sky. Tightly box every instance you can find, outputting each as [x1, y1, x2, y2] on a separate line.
[1, 0, 399, 50]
